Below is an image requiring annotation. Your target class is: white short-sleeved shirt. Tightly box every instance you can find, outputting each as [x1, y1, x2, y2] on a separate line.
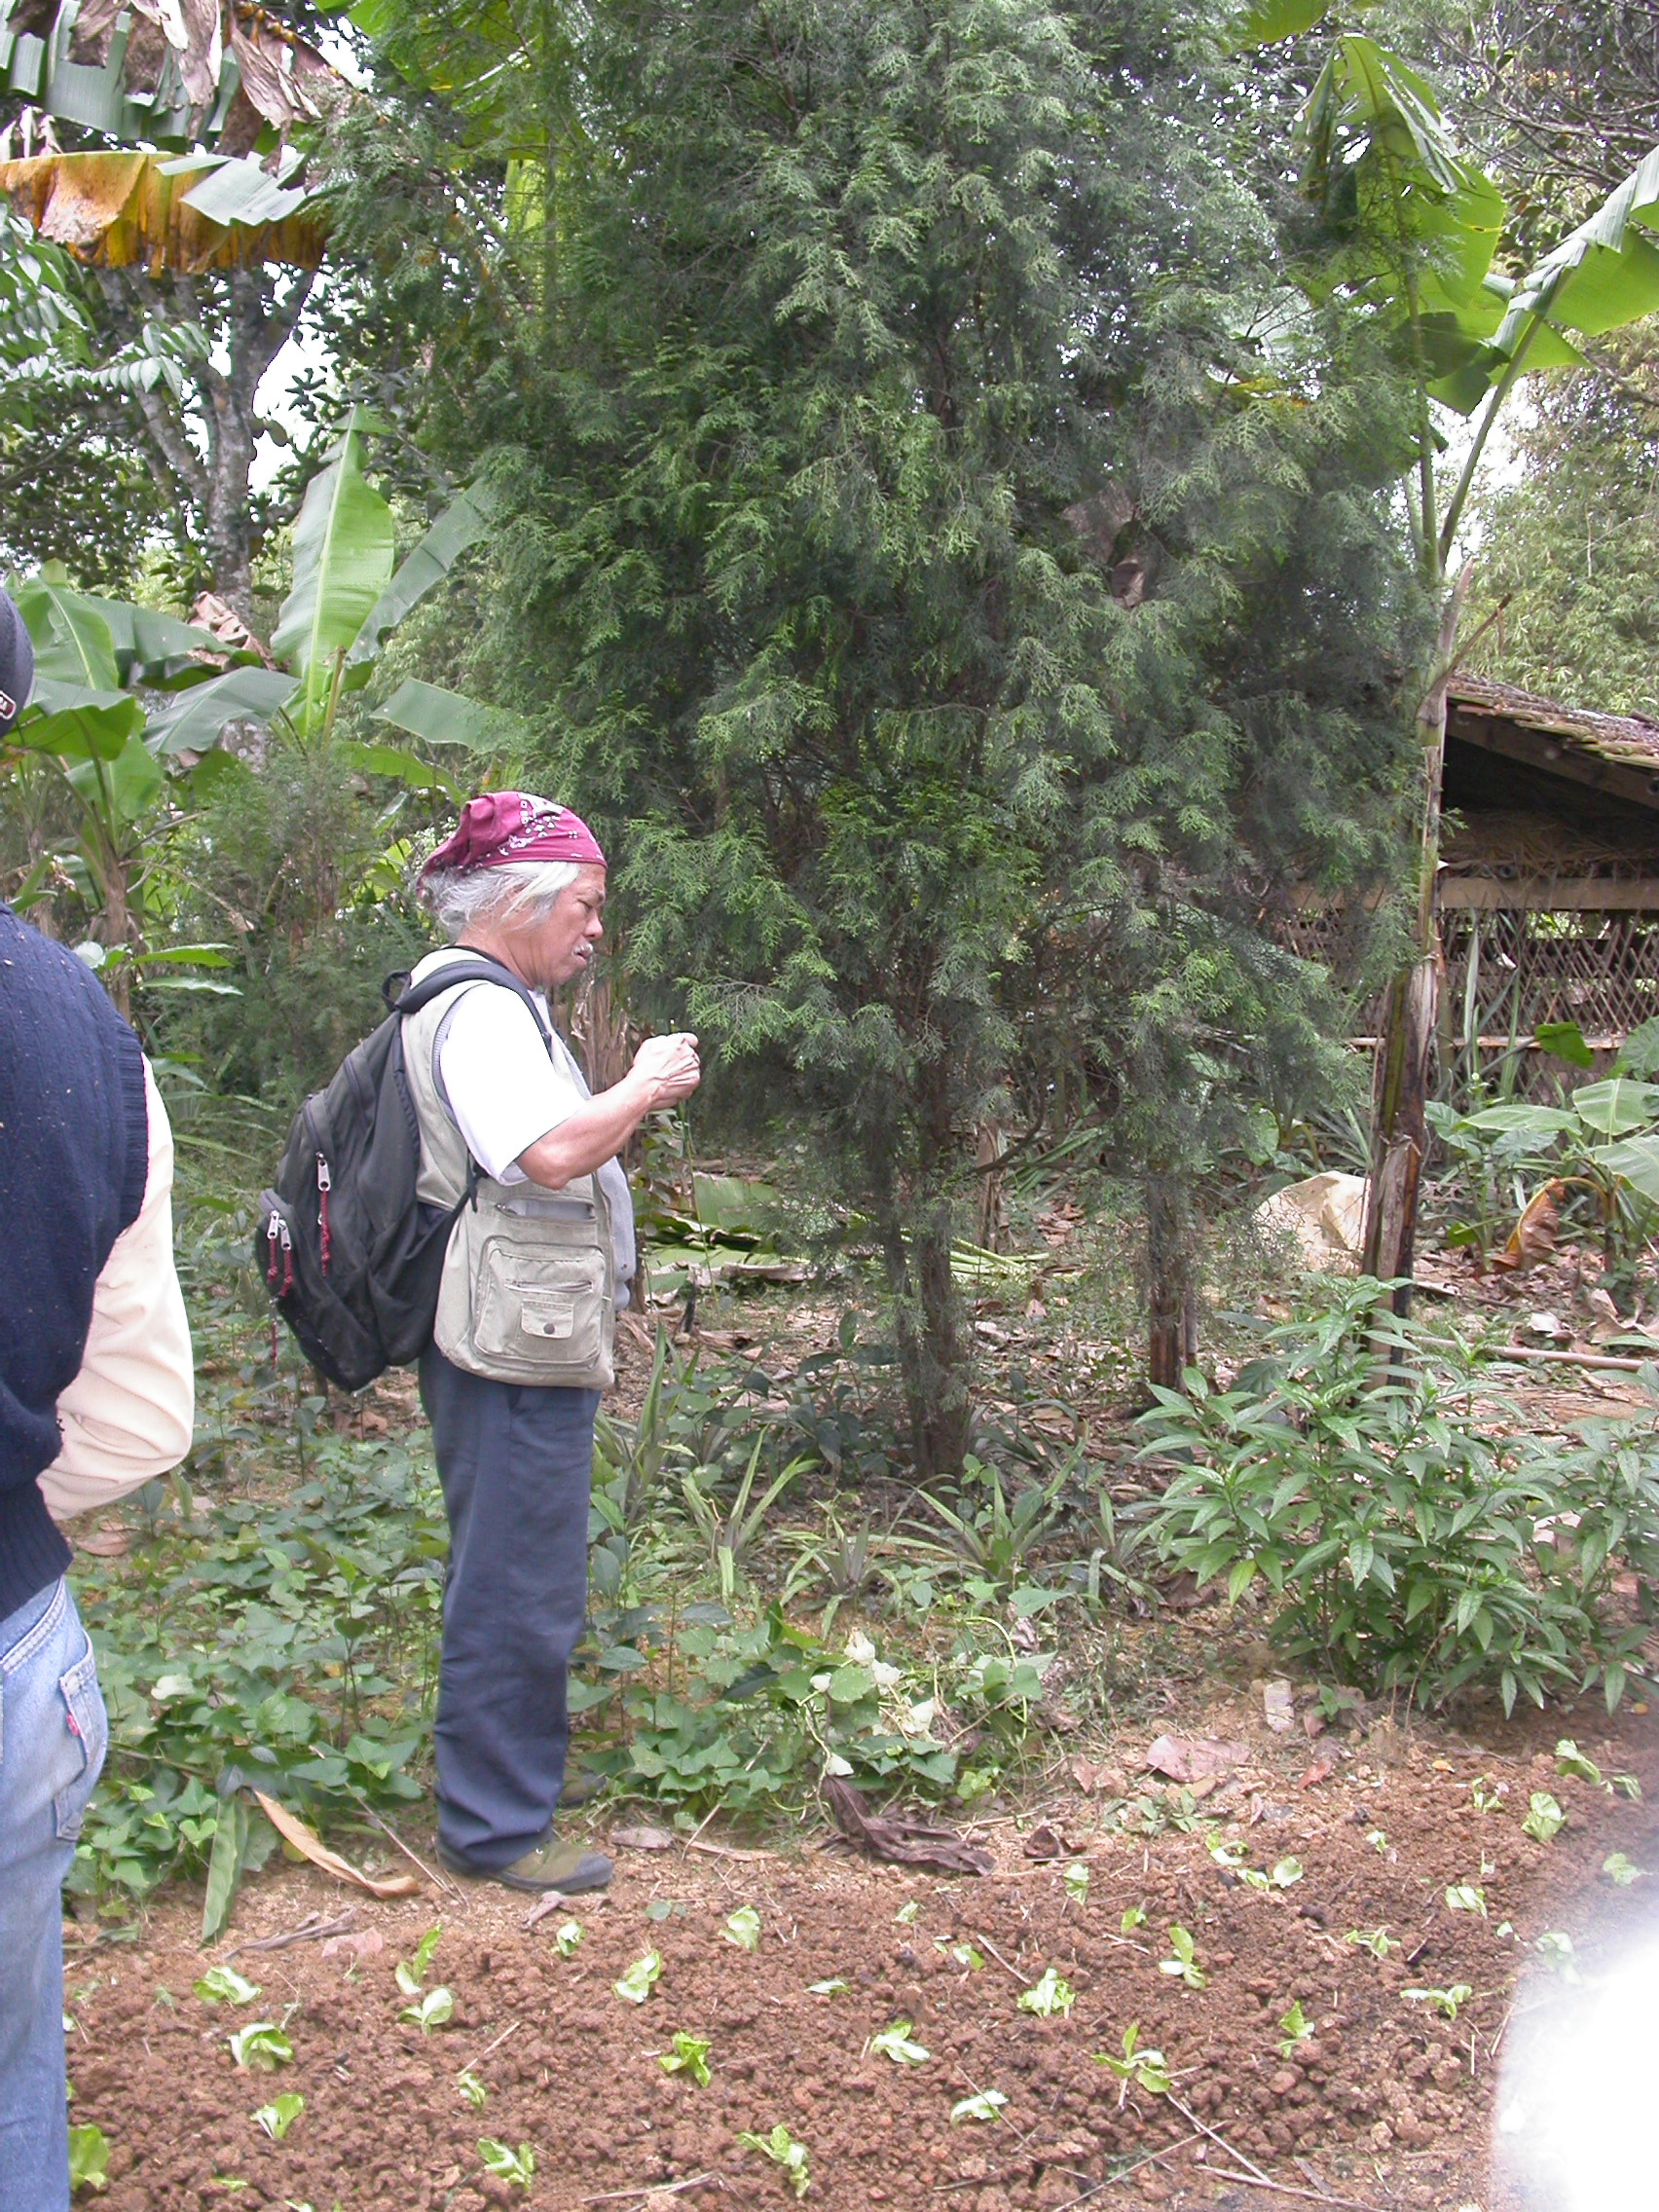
[431, 977, 581, 1184]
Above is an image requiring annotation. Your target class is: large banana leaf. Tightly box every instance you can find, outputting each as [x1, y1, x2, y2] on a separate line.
[373, 678, 524, 752]
[66, 733, 164, 824]
[1594, 1136, 1659, 1206]
[14, 570, 123, 699]
[270, 415, 396, 724]
[149, 668, 300, 756]
[1572, 1078, 1659, 1140]
[16, 696, 145, 760]
[349, 484, 500, 667]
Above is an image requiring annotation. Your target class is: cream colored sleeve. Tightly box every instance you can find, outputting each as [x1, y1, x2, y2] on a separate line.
[39, 1059, 195, 1521]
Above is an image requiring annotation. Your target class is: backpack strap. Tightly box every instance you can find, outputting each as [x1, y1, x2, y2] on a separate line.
[391, 954, 553, 1049]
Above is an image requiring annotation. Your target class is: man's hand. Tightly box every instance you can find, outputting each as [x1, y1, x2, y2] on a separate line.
[631, 1032, 701, 1109]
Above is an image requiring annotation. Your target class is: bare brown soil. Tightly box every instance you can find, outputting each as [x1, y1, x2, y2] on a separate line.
[68, 1677, 1659, 2212]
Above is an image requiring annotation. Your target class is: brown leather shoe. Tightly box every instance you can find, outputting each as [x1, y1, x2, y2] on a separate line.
[437, 1835, 613, 1894]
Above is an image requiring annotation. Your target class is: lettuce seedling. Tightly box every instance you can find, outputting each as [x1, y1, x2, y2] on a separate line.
[724, 1907, 761, 1952]
[1017, 1967, 1076, 2017]
[1404, 1984, 1472, 2021]
[950, 2089, 1009, 2124]
[395, 1926, 443, 1998]
[1522, 1793, 1565, 1843]
[1271, 1858, 1304, 1889]
[1345, 1928, 1399, 1959]
[614, 1951, 663, 2003]
[1445, 1885, 1488, 1915]
[457, 2069, 487, 2110]
[554, 1920, 583, 1959]
[807, 1978, 849, 1996]
[194, 1968, 260, 2007]
[869, 2018, 930, 2065]
[1159, 1927, 1206, 1990]
[894, 1899, 920, 1925]
[252, 2093, 304, 2142]
[477, 2140, 535, 2190]
[1063, 1862, 1089, 1905]
[737, 2124, 811, 2198]
[1277, 2002, 1312, 2056]
[399, 1987, 454, 2033]
[68, 2123, 108, 2195]
[659, 2032, 713, 2085]
[228, 2022, 293, 2070]
[1604, 1852, 1644, 1886]
[1121, 1906, 1146, 1932]
[1094, 2024, 1170, 2106]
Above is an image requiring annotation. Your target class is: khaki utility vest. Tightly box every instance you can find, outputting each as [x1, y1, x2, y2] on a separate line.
[402, 948, 615, 1390]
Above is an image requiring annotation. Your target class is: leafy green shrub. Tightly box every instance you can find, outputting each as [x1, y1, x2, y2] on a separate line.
[70, 1431, 445, 1906]
[1142, 1285, 1659, 1714]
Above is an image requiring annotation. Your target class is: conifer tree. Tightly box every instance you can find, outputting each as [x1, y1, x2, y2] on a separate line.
[354, 0, 1422, 1458]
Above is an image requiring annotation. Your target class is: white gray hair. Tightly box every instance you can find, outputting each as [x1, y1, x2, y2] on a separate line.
[418, 860, 581, 939]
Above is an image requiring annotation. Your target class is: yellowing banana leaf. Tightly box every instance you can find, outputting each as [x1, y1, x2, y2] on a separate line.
[0, 151, 329, 273]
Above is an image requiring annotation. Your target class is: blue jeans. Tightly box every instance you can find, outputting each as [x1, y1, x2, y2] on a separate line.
[0, 1577, 107, 2212]
[420, 1347, 598, 1868]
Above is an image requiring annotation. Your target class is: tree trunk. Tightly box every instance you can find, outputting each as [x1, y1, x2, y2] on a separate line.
[1361, 576, 1470, 1306]
[882, 1194, 972, 1482]
[1146, 1174, 1198, 1390]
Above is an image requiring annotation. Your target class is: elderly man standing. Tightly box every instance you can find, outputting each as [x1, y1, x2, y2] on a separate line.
[406, 793, 700, 1895]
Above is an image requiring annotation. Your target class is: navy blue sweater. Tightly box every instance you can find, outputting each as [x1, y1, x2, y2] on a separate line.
[0, 903, 148, 1621]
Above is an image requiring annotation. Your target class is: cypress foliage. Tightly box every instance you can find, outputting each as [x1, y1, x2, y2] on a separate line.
[357, 0, 1425, 1465]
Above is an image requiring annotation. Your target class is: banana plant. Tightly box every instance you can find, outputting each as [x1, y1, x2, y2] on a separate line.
[6, 423, 514, 1002]
[1235, 3, 1659, 1295]
[147, 410, 514, 781]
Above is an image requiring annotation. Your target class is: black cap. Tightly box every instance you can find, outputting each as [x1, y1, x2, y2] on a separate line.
[0, 589, 33, 736]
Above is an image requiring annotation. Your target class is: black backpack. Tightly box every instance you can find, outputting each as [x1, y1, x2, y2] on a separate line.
[254, 956, 550, 1390]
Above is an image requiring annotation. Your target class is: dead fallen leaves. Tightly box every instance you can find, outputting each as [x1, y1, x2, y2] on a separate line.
[252, 1790, 421, 1900]
[1144, 1735, 1247, 1785]
[823, 1777, 994, 1876]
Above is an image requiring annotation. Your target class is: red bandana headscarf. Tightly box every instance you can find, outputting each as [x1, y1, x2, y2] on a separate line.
[421, 792, 606, 879]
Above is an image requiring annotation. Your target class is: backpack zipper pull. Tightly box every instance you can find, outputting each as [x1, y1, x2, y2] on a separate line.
[316, 1154, 332, 1272]
[280, 1219, 294, 1296]
[267, 1208, 282, 1285]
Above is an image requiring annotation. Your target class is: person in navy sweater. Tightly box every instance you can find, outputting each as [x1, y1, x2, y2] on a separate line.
[0, 588, 194, 2210]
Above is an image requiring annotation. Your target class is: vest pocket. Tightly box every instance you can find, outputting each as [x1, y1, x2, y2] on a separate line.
[471, 1241, 606, 1374]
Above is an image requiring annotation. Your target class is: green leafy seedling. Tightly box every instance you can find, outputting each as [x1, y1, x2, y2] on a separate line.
[894, 1899, 920, 1925]
[399, 1986, 454, 2033]
[1445, 1885, 1488, 1915]
[1404, 1984, 1472, 2021]
[950, 2088, 1009, 2123]
[1534, 1932, 1578, 1981]
[1159, 1927, 1206, 1990]
[1523, 1792, 1565, 1843]
[1610, 1772, 1642, 1801]
[395, 1926, 443, 1998]
[68, 2122, 109, 2195]
[1017, 1967, 1076, 2017]
[615, 1951, 663, 2004]
[869, 2018, 930, 2065]
[1121, 1906, 1146, 1932]
[457, 2069, 488, 2110]
[807, 1977, 849, 1996]
[477, 2139, 535, 2190]
[194, 1968, 261, 2007]
[1471, 1777, 1506, 1812]
[1366, 1829, 1388, 1854]
[659, 2031, 713, 2086]
[1345, 1928, 1399, 1959]
[554, 1920, 583, 1959]
[1094, 2023, 1170, 2106]
[252, 2093, 304, 2142]
[724, 1907, 761, 1952]
[1556, 1739, 1603, 1785]
[1063, 1862, 1089, 1905]
[946, 1942, 984, 1971]
[1277, 2001, 1312, 2057]
[737, 2123, 810, 2198]
[1271, 1858, 1304, 1889]
[228, 2022, 293, 2071]
[1604, 1852, 1645, 1886]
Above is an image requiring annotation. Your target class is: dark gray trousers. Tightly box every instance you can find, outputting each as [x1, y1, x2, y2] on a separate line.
[419, 1345, 599, 1868]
